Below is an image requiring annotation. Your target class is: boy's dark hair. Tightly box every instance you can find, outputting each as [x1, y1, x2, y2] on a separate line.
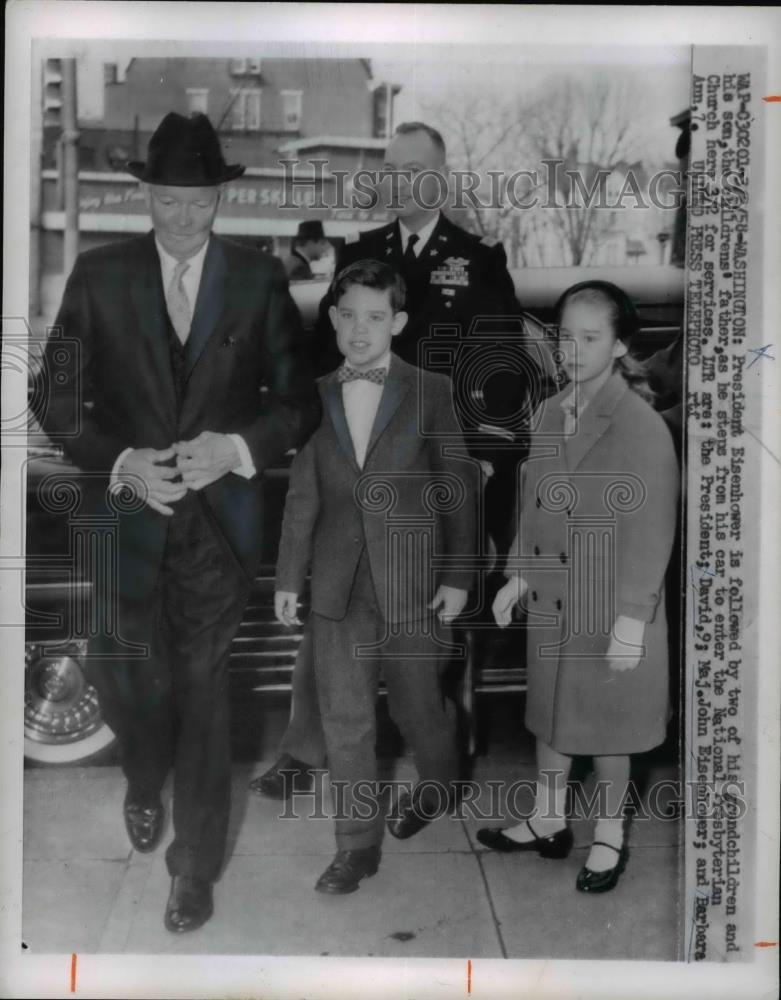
[331, 258, 406, 313]
[394, 121, 447, 160]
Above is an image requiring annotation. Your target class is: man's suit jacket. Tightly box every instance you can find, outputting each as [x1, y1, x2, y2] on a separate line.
[312, 215, 546, 461]
[285, 249, 314, 281]
[36, 231, 321, 600]
[275, 356, 478, 624]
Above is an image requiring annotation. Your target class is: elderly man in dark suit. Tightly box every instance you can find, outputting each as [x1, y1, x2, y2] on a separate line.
[252, 121, 544, 801]
[34, 112, 320, 932]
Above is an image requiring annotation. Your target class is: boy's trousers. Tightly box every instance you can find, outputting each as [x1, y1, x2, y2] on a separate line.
[311, 549, 458, 850]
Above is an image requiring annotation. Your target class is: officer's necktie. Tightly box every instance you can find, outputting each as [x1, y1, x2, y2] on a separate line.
[403, 233, 419, 265]
[166, 259, 192, 344]
[337, 365, 387, 385]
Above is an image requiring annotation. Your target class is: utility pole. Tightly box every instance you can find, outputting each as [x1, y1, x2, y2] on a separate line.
[60, 58, 80, 276]
[29, 58, 44, 317]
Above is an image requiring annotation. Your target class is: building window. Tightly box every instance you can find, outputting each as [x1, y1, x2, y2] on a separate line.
[186, 88, 209, 115]
[373, 85, 392, 139]
[280, 90, 302, 132]
[229, 88, 262, 131]
[230, 58, 262, 76]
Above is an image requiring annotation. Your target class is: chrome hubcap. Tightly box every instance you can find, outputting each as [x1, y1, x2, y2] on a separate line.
[24, 646, 103, 745]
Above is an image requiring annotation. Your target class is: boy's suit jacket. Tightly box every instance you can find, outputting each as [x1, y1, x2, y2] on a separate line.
[311, 215, 546, 463]
[276, 355, 478, 624]
[36, 231, 321, 601]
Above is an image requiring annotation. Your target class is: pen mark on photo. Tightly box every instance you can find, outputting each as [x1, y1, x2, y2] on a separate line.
[389, 930, 415, 942]
[687, 888, 709, 962]
[70, 953, 77, 992]
[467, 958, 472, 993]
[761, 95, 781, 102]
[743, 424, 781, 467]
[754, 940, 778, 947]
[745, 343, 774, 368]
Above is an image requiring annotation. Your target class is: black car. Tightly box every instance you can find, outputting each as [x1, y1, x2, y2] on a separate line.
[23, 271, 680, 764]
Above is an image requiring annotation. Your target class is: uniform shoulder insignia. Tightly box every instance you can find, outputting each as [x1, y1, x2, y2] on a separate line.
[344, 232, 361, 245]
[480, 235, 500, 248]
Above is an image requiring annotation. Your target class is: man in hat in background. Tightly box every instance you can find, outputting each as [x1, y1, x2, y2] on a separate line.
[35, 112, 320, 933]
[284, 219, 331, 281]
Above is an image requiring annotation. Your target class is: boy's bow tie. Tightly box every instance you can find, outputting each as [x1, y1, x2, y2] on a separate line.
[338, 365, 387, 385]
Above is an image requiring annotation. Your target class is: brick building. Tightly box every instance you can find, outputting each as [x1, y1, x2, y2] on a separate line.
[37, 56, 401, 313]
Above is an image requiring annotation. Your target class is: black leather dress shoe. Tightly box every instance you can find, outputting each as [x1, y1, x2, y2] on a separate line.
[576, 842, 629, 893]
[248, 754, 314, 800]
[476, 822, 573, 859]
[164, 876, 214, 933]
[386, 791, 446, 841]
[315, 847, 381, 894]
[123, 792, 164, 853]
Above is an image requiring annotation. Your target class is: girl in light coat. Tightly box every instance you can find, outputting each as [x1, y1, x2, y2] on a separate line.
[478, 281, 679, 893]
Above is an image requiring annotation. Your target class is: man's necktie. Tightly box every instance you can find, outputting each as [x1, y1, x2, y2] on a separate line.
[338, 365, 387, 385]
[167, 260, 192, 344]
[403, 233, 419, 265]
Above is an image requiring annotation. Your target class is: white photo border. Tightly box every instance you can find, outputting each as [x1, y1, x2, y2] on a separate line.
[3, 4, 780, 999]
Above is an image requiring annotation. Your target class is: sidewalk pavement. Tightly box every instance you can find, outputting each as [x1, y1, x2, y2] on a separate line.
[22, 755, 680, 960]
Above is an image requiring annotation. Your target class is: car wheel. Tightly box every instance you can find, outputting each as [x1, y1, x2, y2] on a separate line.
[24, 642, 117, 765]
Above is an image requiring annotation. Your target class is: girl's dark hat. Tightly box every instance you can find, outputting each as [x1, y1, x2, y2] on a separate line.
[126, 112, 245, 186]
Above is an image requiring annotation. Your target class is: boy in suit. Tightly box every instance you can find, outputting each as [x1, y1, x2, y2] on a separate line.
[275, 259, 478, 893]
[253, 121, 542, 802]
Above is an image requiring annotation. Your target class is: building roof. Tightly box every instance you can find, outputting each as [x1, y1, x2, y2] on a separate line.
[278, 135, 388, 153]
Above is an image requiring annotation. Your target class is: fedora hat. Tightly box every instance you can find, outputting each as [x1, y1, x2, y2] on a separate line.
[296, 220, 326, 241]
[126, 112, 245, 186]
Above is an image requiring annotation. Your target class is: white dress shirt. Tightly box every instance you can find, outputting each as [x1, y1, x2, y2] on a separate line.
[399, 213, 440, 257]
[559, 388, 584, 436]
[341, 350, 391, 468]
[110, 237, 255, 487]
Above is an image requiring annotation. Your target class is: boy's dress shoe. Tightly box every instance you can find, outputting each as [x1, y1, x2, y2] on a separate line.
[575, 842, 629, 893]
[476, 822, 573, 859]
[386, 790, 446, 840]
[123, 791, 164, 853]
[248, 753, 314, 800]
[164, 876, 214, 932]
[314, 847, 381, 894]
